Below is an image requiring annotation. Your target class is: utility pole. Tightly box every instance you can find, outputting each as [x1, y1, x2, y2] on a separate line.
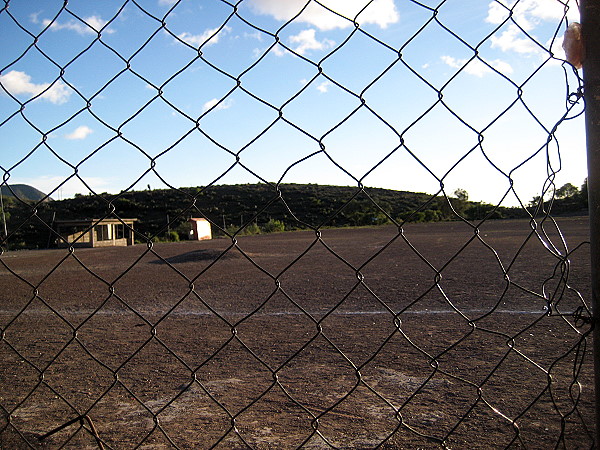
[580, 0, 600, 446]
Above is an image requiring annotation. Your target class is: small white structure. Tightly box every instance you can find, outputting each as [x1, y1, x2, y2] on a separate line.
[189, 218, 212, 240]
[55, 218, 137, 248]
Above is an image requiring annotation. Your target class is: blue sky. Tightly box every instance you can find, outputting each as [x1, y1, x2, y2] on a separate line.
[0, 0, 586, 207]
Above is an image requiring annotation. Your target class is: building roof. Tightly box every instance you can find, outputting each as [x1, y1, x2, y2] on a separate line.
[54, 218, 138, 226]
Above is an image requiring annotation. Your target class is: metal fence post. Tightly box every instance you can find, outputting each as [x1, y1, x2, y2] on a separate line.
[0, 1, 596, 447]
[581, 0, 600, 445]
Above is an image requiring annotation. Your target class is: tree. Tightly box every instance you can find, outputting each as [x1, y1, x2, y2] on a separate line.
[453, 188, 468, 201]
[555, 182, 579, 199]
[529, 195, 542, 208]
[580, 178, 588, 201]
[442, 188, 469, 217]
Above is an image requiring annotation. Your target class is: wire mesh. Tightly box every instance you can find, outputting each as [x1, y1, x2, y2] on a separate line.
[0, 0, 594, 448]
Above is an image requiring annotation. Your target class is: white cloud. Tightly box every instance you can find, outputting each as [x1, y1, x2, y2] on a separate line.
[202, 98, 233, 113]
[289, 29, 335, 55]
[29, 12, 41, 24]
[486, 1, 511, 25]
[255, 28, 335, 58]
[486, 59, 514, 74]
[65, 126, 93, 140]
[42, 15, 114, 35]
[177, 26, 231, 47]
[441, 55, 464, 69]
[441, 55, 513, 77]
[486, 0, 568, 30]
[316, 80, 332, 93]
[270, 45, 287, 57]
[486, 0, 564, 31]
[547, 35, 566, 64]
[246, 0, 399, 31]
[490, 24, 540, 54]
[244, 31, 264, 41]
[159, 0, 178, 5]
[0, 70, 72, 104]
[485, 0, 578, 55]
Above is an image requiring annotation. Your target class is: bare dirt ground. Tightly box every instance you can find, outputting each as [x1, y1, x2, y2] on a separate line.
[0, 217, 595, 449]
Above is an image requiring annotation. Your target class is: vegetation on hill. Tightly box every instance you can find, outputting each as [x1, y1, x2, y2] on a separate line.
[0, 182, 588, 250]
[0, 184, 51, 202]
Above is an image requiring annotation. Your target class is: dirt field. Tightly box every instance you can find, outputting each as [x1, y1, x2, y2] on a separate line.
[0, 217, 595, 449]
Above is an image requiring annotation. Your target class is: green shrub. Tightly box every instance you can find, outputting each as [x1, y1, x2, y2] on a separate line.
[424, 209, 442, 222]
[262, 219, 285, 233]
[243, 222, 261, 235]
[166, 230, 180, 242]
[150, 230, 180, 243]
[225, 222, 261, 236]
[400, 211, 426, 222]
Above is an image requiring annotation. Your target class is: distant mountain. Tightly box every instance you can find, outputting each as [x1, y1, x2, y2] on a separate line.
[0, 184, 51, 202]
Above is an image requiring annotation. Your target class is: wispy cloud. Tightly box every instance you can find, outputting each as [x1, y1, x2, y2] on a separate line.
[158, 0, 178, 6]
[289, 29, 335, 56]
[244, 31, 264, 41]
[485, 0, 576, 56]
[270, 45, 287, 57]
[29, 11, 42, 24]
[177, 26, 231, 47]
[65, 126, 94, 140]
[202, 98, 233, 113]
[486, 0, 571, 30]
[247, 0, 399, 31]
[316, 80, 332, 93]
[441, 55, 513, 77]
[42, 15, 115, 35]
[0, 70, 72, 104]
[268, 28, 335, 57]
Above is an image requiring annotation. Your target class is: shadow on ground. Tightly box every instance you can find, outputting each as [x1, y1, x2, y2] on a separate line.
[151, 249, 237, 265]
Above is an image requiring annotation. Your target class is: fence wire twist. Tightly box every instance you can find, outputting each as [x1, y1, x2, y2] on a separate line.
[0, 0, 595, 448]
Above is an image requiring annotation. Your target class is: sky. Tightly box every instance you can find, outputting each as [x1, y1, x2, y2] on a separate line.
[0, 0, 587, 208]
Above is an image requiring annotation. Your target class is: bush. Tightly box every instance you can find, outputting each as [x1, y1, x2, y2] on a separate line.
[400, 211, 426, 222]
[424, 209, 442, 222]
[243, 222, 261, 235]
[226, 222, 261, 236]
[262, 219, 285, 233]
[150, 230, 180, 243]
[465, 204, 505, 221]
[166, 230, 180, 242]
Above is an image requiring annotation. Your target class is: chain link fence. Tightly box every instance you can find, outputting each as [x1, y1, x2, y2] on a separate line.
[0, 0, 595, 448]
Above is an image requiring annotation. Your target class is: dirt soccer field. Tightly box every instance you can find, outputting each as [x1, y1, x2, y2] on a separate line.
[0, 217, 595, 449]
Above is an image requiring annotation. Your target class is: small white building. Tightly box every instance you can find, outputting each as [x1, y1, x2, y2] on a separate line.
[55, 218, 137, 248]
[189, 218, 212, 240]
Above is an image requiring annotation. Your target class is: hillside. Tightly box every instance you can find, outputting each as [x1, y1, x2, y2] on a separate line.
[1, 184, 51, 202]
[42, 184, 444, 238]
[1, 183, 577, 250]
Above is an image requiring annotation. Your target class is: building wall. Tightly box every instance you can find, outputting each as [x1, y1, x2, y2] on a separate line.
[57, 221, 136, 248]
[190, 219, 212, 240]
[94, 238, 129, 247]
